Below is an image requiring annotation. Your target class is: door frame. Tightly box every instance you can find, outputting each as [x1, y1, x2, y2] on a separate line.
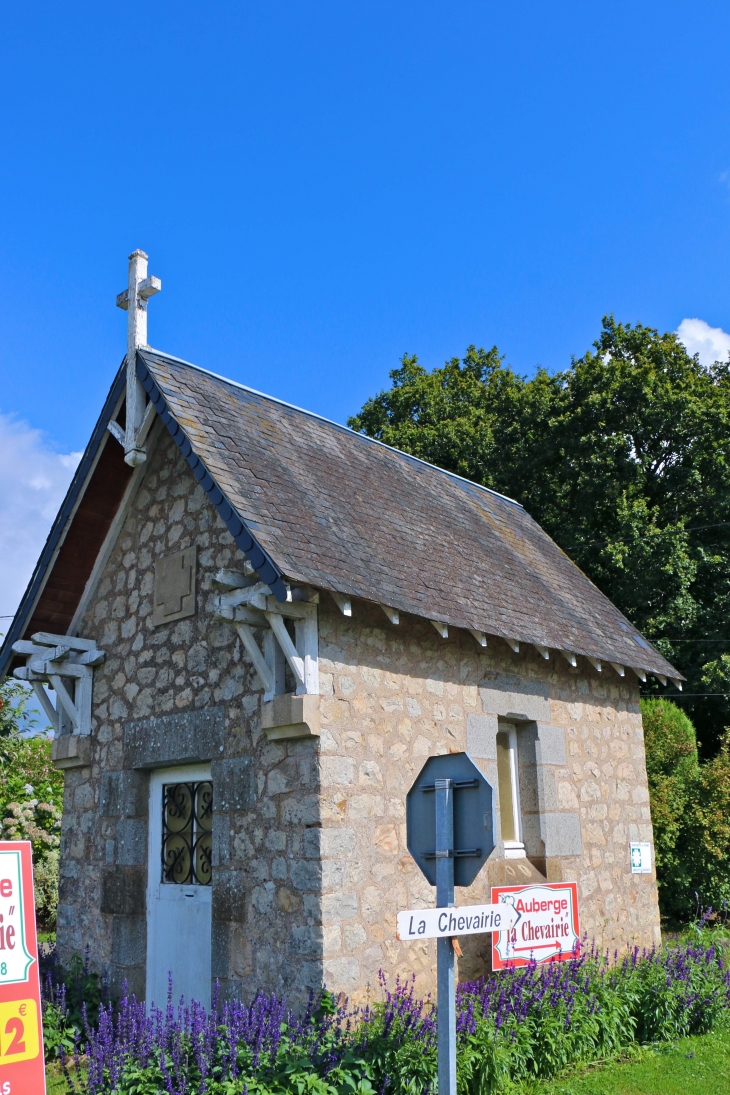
[145, 763, 213, 1006]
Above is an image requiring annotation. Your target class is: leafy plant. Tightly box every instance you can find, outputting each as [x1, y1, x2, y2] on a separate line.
[0, 733, 63, 929]
[54, 940, 730, 1095]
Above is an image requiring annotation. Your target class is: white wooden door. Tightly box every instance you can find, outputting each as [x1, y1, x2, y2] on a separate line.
[146, 764, 212, 1010]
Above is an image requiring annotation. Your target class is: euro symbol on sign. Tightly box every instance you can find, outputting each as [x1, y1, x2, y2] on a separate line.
[18, 1004, 26, 1016]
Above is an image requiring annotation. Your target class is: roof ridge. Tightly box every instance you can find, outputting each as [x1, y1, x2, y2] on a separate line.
[142, 346, 524, 510]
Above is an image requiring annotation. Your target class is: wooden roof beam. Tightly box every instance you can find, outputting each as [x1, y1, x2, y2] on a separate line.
[381, 605, 399, 625]
[469, 629, 488, 648]
[331, 592, 352, 617]
[533, 644, 550, 660]
[560, 649, 577, 668]
[431, 620, 449, 639]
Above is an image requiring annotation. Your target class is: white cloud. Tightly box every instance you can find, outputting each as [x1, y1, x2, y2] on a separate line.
[0, 413, 81, 625]
[676, 318, 730, 367]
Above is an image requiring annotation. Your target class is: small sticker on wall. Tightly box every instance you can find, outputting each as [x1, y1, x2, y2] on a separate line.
[630, 842, 651, 873]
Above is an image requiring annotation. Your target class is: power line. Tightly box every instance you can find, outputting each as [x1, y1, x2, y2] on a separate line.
[578, 520, 730, 550]
[641, 693, 730, 698]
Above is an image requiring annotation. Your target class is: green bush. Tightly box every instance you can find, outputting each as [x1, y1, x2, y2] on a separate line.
[0, 734, 64, 931]
[642, 698, 730, 920]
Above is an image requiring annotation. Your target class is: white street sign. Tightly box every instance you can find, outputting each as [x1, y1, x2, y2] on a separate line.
[397, 902, 519, 941]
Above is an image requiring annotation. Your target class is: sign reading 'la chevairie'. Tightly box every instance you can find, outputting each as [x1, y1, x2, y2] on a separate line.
[491, 881, 580, 969]
[0, 842, 45, 1093]
[396, 901, 519, 941]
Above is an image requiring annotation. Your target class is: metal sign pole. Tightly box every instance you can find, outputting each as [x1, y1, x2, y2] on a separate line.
[435, 777, 456, 1095]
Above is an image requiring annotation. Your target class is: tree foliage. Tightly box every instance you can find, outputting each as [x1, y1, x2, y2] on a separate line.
[0, 733, 64, 931]
[642, 699, 730, 920]
[350, 317, 730, 753]
[0, 677, 38, 737]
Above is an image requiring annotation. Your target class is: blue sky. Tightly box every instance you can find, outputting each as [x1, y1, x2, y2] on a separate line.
[2, 0, 730, 618]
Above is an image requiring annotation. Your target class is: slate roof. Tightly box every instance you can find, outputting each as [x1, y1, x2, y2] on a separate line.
[135, 348, 680, 681]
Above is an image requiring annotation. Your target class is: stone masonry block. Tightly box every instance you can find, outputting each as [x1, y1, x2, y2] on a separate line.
[289, 925, 323, 956]
[520, 814, 544, 854]
[101, 770, 149, 817]
[108, 964, 145, 1003]
[211, 921, 232, 979]
[466, 714, 498, 759]
[540, 812, 582, 857]
[212, 812, 231, 866]
[217, 979, 244, 1006]
[212, 869, 246, 923]
[112, 915, 146, 967]
[211, 757, 254, 812]
[321, 892, 358, 920]
[116, 819, 148, 866]
[56, 903, 76, 930]
[304, 827, 356, 858]
[535, 724, 567, 767]
[290, 860, 322, 891]
[101, 868, 146, 915]
[124, 706, 225, 768]
[536, 768, 559, 813]
[479, 676, 550, 722]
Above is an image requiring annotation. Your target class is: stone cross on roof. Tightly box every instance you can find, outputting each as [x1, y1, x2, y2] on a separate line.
[116, 250, 162, 467]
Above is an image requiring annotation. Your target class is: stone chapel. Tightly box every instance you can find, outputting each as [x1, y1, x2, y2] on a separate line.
[0, 252, 682, 1009]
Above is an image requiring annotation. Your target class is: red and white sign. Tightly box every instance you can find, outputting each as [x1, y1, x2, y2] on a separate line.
[491, 881, 580, 969]
[0, 842, 45, 1093]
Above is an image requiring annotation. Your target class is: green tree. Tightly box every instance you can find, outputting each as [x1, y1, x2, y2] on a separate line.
[641, 699, 699, 918]
[0, 677, 38, 736]
[642, 699, 730, 920]
[350, 318, 730, 754]
[0, 652, 62, 930]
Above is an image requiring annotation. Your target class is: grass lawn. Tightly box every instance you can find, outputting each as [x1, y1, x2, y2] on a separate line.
[526, 1027, 730, 1095]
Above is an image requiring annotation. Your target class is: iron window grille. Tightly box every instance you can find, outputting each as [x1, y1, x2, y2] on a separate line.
[161, 780, 213, 885]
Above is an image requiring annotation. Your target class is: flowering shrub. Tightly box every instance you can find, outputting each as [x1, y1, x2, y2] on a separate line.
[56, 940, 730, 1095]
[0, 734, 63, 930]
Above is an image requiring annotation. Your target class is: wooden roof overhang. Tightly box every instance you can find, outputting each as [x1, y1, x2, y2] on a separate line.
[0, 364, 133, 679]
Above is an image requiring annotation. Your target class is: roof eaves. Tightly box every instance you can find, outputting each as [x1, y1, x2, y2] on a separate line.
[0, 362, 128, 679]
[137, 353, 288, 602]
[143, 346, 523, 511]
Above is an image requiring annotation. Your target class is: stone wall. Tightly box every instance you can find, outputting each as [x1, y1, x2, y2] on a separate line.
[56, 428, 661, 1010]
[59, 431, 325, 1006]
[315, 599, 661, 1000]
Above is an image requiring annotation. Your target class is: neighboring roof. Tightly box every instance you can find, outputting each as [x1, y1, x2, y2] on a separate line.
[134, 347, 679, 680]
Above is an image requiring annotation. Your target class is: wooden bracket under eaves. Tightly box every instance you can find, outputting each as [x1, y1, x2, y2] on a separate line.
[11, 633, 106, 737]
[211, 572, 319, 701]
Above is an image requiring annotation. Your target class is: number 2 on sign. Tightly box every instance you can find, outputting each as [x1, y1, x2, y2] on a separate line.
[0, 1001, 38, 1064]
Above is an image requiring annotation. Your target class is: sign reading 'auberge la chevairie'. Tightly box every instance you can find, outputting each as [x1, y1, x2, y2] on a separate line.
[491, 881, 580, 969]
